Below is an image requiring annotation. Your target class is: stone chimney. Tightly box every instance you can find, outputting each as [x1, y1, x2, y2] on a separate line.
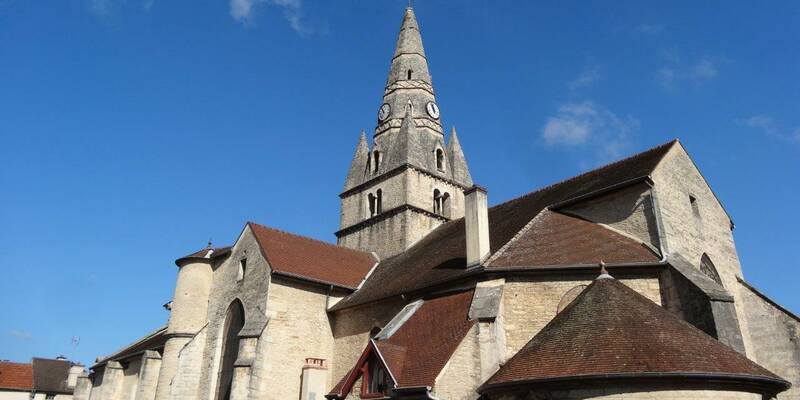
[465, 185, 490, 266]
[300, 358, 328, 400]
[67, 364, 85, 388]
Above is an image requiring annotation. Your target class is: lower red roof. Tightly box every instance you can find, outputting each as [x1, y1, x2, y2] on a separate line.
[0, 362, 33, 391]
[480, 278, 790, 395]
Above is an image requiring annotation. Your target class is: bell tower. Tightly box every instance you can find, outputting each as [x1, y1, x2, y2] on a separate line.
[336, 7, 473, 259]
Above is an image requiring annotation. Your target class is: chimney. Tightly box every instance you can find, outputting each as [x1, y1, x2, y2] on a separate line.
[67, 364, 85, 388]
[465, 185, 490, 266]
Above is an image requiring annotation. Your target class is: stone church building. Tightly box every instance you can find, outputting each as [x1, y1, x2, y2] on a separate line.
[74, 7, 799, 400]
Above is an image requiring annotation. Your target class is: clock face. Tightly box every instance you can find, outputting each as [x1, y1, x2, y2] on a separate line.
[426, 101, 440, 119]
[378, 103, 391, 122]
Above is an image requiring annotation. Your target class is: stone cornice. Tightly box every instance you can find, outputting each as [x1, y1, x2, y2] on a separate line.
[340, 163, 470, 198]
[335, 204, 449, 238]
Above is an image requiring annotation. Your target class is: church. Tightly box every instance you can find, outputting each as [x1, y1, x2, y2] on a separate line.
[73, 7, 799, 400]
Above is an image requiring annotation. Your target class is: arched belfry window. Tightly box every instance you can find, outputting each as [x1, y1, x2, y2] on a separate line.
[700, 253, 723, 285]
[433, 190, 451, 217]
[372, 150, 381, 173]
[435, 148, 445, 171]
[368, 193, 376, 218]
[215, 300, 245, 400]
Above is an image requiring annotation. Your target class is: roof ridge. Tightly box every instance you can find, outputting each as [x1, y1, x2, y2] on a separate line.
[490, 139, 678, 211]
[247, 221, 374, 258]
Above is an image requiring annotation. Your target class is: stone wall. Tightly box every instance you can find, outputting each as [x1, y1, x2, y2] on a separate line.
[119, 357, 141, 400]
[251, 278, 336, 400]
[650, 144, 755, 353]
[738, 281, 800, 400]
[196, 226, 270, 400]
[502, 276, 661, 356]
[433, 325, 482, 400]
[331, 299, 406, 387]
[562, 182, 660, 250]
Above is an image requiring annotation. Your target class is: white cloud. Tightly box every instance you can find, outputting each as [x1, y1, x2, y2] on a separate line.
[230, 0, 312, 35]
[657, 58, 719, 90]
[542, 101, 639, 161]
[569, 66, 601, 90]
[9, 330, 32, 341]
[634, 24, 665, 35]
[86, 0, 156, 19]
[739, 115, 800, 143]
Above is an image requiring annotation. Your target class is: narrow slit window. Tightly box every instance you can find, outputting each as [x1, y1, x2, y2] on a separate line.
[372, 151, 381, 173]
[376, 189, 383, 214]
[237, 258, 247, 282]
[407, 69, 412, 80]
[368, 193, 376, 218]
[433, 189, 441, 215]
[689, 195, 701, 219]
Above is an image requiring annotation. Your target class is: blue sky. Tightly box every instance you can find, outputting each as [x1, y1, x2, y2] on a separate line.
[0, 0, 798, 366]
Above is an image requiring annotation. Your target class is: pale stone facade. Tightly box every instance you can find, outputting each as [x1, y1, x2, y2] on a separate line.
[76, 6, 798, 400]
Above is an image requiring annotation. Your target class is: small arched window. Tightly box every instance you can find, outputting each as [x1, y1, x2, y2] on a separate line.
[441, 192, 451, 218]
[407, 69, 413, 80]
[376, 189, 383, 214]
[700, 253, 723, 285]
[433, 189, 441, 215]
[368, 193, 376, 218]
[372, 150, 381, 173]
[435, 149, 445, 171]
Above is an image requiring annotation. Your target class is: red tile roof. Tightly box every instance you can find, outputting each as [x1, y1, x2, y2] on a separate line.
[376, 289, 476, 388]
[328, 290, 476, 398]
[479, 278, 790, 396]
[0, 361, 33, 391]
[487, 210, 659, 267]
[249, 222, 377, 289]
[332, 140, 677, 310]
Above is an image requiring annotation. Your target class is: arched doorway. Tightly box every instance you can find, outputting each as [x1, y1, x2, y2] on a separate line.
[216, 299, 245, 400]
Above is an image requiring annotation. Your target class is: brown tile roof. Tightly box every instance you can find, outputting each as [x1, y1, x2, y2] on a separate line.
[331, 140, 677, 310]
[487, 210, 659, 267]
[376, 289, 476, 388]
[31, 358, 74, 394]
[479, 277, 790, 395]
[175, 246, 232, 265]
[0, 361, 33, 391]
[327, 290, 476, 398]
[249, 222, 377, 290]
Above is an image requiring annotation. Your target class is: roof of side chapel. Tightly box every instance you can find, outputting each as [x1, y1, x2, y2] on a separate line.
[328, 290, 476, 398]
[479, 277, 790, 395]
[331, 139, 678, 311]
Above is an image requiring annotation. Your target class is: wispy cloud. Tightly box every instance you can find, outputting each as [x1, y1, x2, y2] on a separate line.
[542, 101, 639, 162]
[634, 23, 665, 35]
[86, 0, 154, 19]
[230, 0, 314, 35]
[569, 65, 601, 91]
[9, 330, 32, 341]
[657, 57, 719, 90]
[739, 115, 800, 143]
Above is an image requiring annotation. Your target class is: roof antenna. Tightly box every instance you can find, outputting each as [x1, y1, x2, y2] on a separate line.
[596, 261, 613, 280]
[206, 238, 213, 249]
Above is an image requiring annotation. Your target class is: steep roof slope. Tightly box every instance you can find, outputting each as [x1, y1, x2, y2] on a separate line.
[332, 140, 677, 310]
[249, 222, 377, 289]
[327, 290, 476, 398]
[0, 361, 33, 391]
[479, 277, 790, 396]
[375, 289, 475, 388]
[487, 210, 659, 267]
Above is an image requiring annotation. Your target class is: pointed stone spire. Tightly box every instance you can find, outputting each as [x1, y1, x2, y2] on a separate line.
[383, 105, 420, 170]
[343, 130, 370, 191]
[447, 126, 473, 186]
[387, 7, 430, 85]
